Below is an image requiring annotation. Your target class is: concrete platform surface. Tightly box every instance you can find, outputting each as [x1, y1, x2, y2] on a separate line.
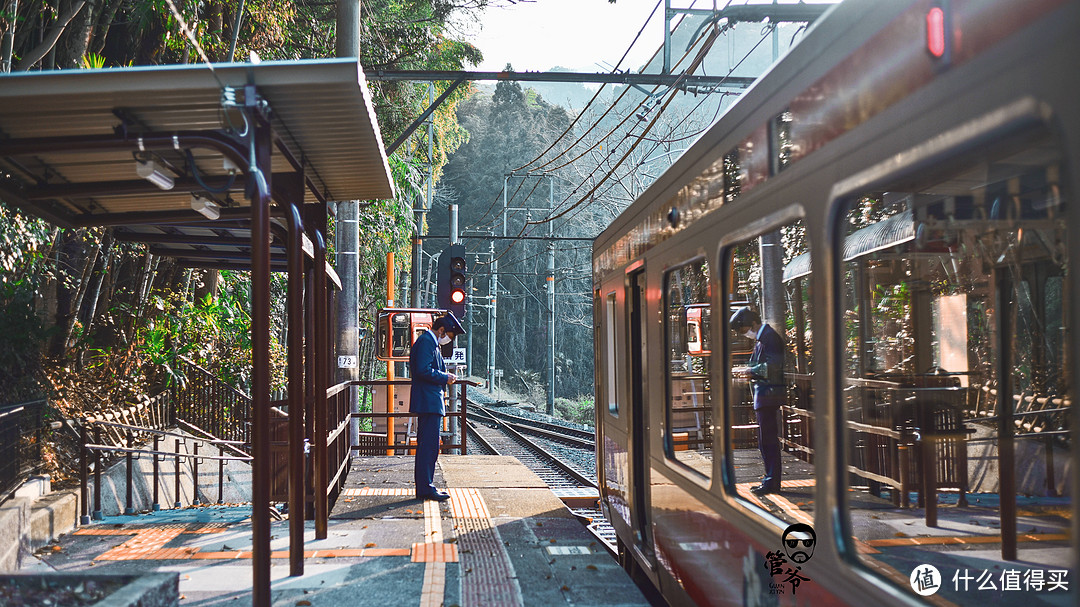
[22, 455, 650, 606]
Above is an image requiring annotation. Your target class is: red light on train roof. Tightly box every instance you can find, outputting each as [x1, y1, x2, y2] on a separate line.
[927, 7, 946, 58]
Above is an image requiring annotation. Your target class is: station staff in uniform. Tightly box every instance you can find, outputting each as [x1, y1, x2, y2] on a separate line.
[730, 307, 785, 495]
[409, 312, 466, 501]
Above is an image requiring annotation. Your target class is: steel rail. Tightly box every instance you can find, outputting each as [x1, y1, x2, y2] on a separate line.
[472, 409, 596, 488]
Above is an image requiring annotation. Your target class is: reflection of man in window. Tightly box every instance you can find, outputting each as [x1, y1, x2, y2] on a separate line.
[731, 307, 785, 495]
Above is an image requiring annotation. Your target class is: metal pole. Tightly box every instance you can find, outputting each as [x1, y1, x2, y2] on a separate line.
[152, 435, 161, 511]
[79, 422, 90, 525]
[174, 438, 182, 508]
[251, 115, 274, 607]
[218, 445, 225, 504]
[313, 230, 330, 540]
[663, 0, 672, 74]
[386, 251, 396, 455]
[759, 231, 785, 333]
[93, 427, 102, 520]
[125, 431, 134, 514]
[488, 242, 497, 393]
[448, 204, 460, 451]
[192, 443, 200, 506]
[286, 202, 306, 577]
[547, 242, 556, 415]
[449, 204, 459, 245]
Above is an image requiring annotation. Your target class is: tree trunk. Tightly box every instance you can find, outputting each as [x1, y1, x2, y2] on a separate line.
[193, 269, 220, 303]
[17, 0, 86, 70]
[48, 229, 85, 358]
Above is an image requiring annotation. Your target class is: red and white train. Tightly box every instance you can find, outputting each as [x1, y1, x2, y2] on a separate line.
[593, 1, 1079, 605]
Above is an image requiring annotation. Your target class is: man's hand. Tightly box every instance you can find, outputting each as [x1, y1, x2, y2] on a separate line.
[447, 373, 457, 385]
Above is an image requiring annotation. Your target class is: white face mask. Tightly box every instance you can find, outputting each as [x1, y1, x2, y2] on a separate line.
[744, 329, 757, 340]
[438, 334, 452, 346]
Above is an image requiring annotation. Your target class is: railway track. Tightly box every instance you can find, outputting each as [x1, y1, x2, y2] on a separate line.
[464, 400, 616, 553]
[474, 404, 595, 450]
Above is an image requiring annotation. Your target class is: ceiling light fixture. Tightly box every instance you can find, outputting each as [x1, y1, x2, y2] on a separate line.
[190, 194, 221, 220]
[135, 158, 175, 190]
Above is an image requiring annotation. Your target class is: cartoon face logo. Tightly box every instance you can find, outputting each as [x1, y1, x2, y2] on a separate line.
[781, 523, 816, 563]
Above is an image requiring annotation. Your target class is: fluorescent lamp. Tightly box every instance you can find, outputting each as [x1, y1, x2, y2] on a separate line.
[135, 159, 174, 190]
[190, 195, 221, 220]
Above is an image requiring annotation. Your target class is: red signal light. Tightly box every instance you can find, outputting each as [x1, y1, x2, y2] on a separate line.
[450, 289, 466, 304]
[926, 7, 946, 58]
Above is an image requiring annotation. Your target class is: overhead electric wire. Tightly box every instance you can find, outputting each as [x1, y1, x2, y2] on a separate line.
[465, 0, 683, 233]
[513, 0, 666, 173]
[547, 24, 777, 237]
[473, 13, 724, 264]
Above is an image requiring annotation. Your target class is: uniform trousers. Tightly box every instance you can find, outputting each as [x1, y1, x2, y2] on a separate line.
[755, 406, 782, 488]
[414, 413, 444, 496]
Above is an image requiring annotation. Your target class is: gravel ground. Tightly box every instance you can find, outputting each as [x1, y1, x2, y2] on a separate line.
[533, 435, 597, 481]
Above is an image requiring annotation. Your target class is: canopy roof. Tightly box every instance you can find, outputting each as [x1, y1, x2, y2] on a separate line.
[0, 58, 394, 229]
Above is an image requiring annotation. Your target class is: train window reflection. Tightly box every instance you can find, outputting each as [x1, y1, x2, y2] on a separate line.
[605, 292, 618, 416]
[724, 219, 814, 525]
[663, 258, 713, 478]
[839, 136, 1072, 602]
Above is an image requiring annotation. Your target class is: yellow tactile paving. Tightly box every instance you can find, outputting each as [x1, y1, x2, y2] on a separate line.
[424, 499, 443, 543]
[420, 562, 447, 607]
[411, 542, 459, 563]
[341, 487, 413, 497]
[449, 487, 490, 519]
[866, 533, 1070, 548]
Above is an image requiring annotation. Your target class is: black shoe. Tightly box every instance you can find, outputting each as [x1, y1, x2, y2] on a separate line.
[751, 484, 780, 496]
[419, 491, 451, 502]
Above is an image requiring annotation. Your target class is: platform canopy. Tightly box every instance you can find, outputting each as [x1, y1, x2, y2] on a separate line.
[0, 58, 394, 266]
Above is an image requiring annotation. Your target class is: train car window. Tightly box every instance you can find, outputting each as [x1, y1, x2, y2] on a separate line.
[663, 258, 713, 478]
[722, 219, 815, 525]
[604, 292, 618, 416]
[838, 134, 1072, 602]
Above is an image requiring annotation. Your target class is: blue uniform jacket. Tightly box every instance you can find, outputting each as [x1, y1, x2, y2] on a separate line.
[747, 323, 785, 410]
[409, 329, 449, 416]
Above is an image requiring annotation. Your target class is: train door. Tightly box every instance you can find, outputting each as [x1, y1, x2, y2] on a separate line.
[625, 266, 655, 566]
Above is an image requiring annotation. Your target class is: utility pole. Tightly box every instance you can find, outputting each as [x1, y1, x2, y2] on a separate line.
[448, 205, 460, 451]
[760, 26, 785, 332]
[546, 177, 555, 415]
[335, 0, 361, 453]
[411, 83, 435, 307]
[546, 241, 555, 415]
[487, 241, 497, 394]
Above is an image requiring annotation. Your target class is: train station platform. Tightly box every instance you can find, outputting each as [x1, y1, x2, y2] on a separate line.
[22, 455, 648, 606]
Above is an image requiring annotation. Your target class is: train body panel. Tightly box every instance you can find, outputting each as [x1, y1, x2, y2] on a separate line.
[594, 0, 1080, 605]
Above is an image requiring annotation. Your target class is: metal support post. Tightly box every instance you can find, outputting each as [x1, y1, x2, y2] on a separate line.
[92, 427, 102, 520]
[286, 201, 306, 577]
[218, 445, 225, 504]
[174, 439, 182, 508]
[124, 431, 134, 514]
[547, 242, 556, 415]
[488, 243, 498, 393]
[313, 230, 330, 540]
[192, 443, 200, 506]
[152, 435, 161, 511]
[79, 421, 90, 525]
[251, 104, 276, 607]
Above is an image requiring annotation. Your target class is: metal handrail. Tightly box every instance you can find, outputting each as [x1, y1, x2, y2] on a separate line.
[85, 418, 246, 446]
[83, 443, 252, 462]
